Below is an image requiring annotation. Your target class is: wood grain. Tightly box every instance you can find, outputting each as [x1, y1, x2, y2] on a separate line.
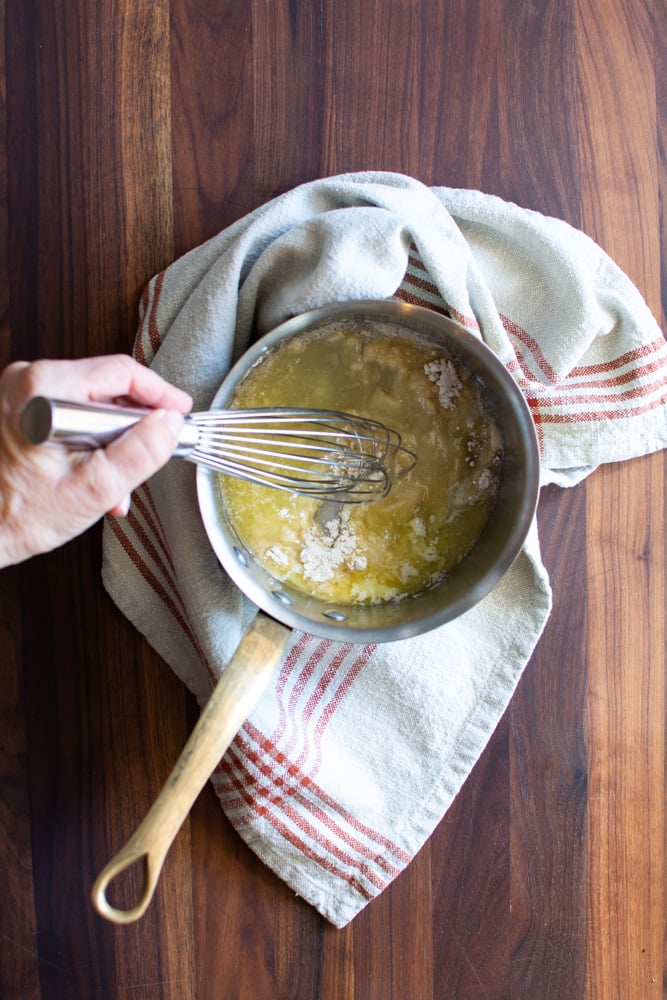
[1, 1, 665, 997]
[576, 1, 664, 995]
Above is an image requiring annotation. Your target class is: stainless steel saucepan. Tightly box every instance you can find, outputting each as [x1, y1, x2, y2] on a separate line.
[92, 300, 539, 923]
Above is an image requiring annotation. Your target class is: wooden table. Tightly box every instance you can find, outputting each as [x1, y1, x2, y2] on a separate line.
[1, 2, 665, 997]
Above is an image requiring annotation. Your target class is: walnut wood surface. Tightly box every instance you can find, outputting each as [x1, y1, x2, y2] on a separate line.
[1, 1, 665, 997]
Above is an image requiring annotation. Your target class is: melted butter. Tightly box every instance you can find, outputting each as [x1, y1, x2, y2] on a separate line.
[217, 319, 502, 604]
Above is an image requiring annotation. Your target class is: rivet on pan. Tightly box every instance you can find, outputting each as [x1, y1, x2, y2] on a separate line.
[233, 547, 248, 566]
[272, 590, 293, 606]
[322, 610, 347, 622]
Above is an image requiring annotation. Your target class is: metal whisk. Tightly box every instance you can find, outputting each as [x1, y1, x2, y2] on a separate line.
[20, 397, 417, 501]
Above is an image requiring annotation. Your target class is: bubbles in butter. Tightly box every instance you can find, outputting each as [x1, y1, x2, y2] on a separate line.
[216, 319, 502, 605]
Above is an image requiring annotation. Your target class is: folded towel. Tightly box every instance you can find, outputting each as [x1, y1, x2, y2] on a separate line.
[102, 172, 667, 927]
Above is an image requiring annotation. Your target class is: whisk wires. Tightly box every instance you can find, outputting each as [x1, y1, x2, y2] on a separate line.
[188, 408, 416, 501]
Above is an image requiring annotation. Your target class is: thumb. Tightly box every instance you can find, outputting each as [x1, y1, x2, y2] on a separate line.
[105, 408, 185, 483]
[73, 409, 185, 517]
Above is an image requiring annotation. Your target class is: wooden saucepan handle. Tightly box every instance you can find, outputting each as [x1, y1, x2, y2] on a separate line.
[91, 613, 291, 924]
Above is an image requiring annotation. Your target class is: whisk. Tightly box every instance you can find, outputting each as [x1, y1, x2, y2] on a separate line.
[20, 397, 417, 501]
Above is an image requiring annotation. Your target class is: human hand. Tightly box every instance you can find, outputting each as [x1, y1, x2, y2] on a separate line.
[0, 355, 192, 567]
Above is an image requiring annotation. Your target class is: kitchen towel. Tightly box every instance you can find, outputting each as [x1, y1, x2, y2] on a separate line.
[102, 172, 667, 927]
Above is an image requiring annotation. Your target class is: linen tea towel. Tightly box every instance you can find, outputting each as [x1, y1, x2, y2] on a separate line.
[102, 172, 667, 927]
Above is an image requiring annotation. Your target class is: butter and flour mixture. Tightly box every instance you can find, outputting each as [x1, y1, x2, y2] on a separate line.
[217, 319, 502, 604]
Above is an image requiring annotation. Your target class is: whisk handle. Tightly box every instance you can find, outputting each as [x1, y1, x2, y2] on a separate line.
[20, 396, 199, 455]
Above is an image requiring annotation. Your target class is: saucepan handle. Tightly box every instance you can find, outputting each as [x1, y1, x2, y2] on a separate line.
[91, 613, 291, 924]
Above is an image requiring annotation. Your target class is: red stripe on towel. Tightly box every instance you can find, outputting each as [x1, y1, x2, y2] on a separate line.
[229, 721, 412, 864]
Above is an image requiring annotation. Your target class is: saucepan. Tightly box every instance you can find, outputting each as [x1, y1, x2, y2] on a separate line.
[92, 299, 539, 923]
